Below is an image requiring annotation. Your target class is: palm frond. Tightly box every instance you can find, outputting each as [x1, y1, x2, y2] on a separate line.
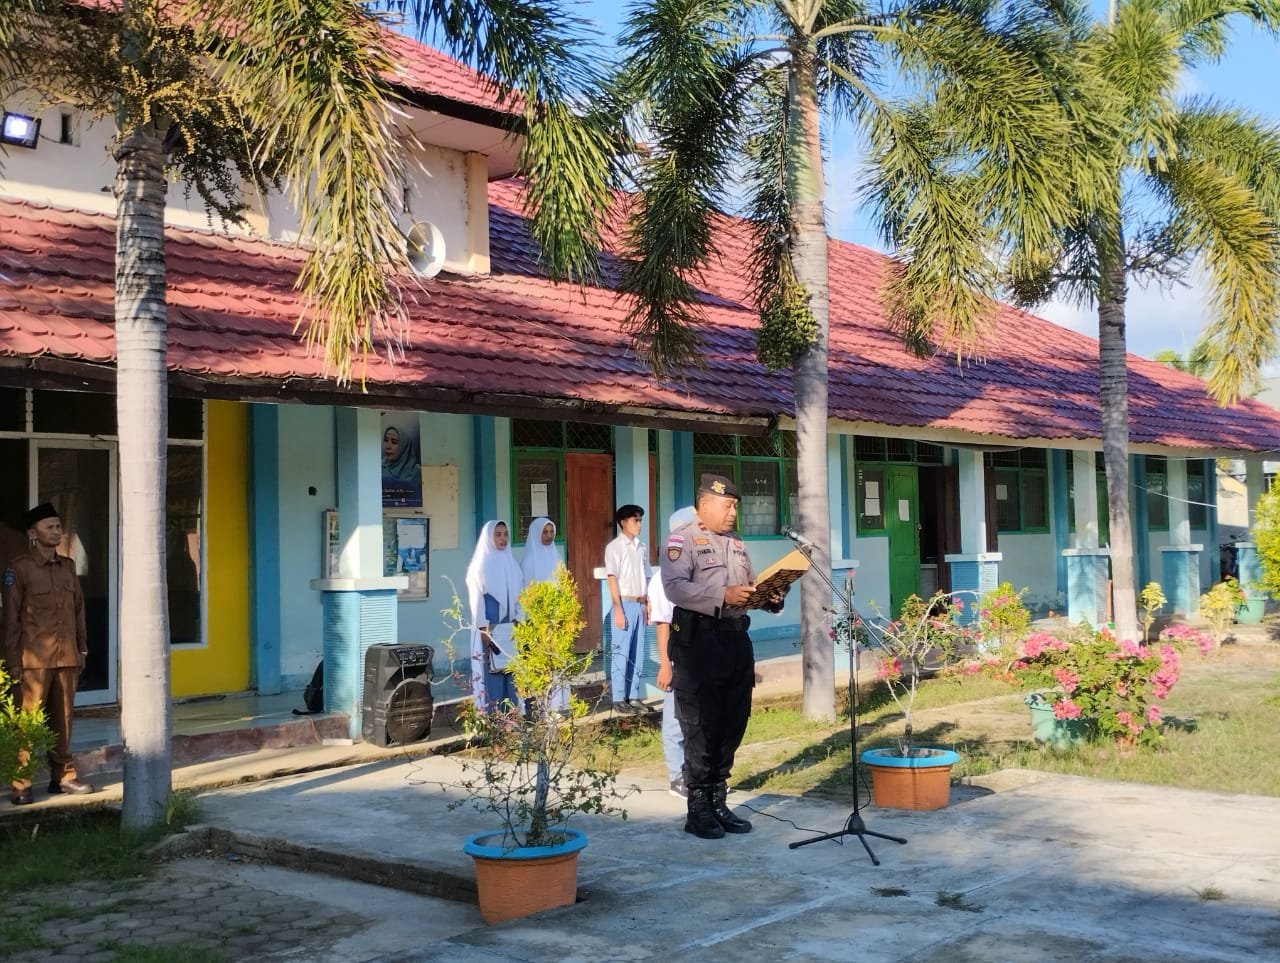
[1160, 0, 1280, 66]
[402, 0, 620, 283]
[866, 1, 1115, 348]
[1151, 106, 1280, 404]
[199, 0, 410, 383]
[1103, 2, 1181, 170]
[615, 0, 762, 373]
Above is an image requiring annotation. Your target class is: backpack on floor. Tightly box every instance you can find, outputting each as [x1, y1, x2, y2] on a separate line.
[302, 661, 324, 713]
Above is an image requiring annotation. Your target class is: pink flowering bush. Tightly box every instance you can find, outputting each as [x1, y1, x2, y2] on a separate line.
[1158, 622, 1217, 656]
[996, 625, 1180, 748]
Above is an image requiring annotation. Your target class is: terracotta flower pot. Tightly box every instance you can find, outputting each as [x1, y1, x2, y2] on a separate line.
[463, 828, 588, 924]
[860, 747, 959, 811]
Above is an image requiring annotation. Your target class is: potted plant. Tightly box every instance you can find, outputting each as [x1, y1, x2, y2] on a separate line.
[860, 591, 973, 810]
[1199, 577, 1245, 640]
[1, 663, 55, 789]
[449, 567, 630, 924]
[1003, 625, 1180, 749]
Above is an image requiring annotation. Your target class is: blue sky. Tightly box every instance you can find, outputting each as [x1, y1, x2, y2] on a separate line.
[570, 1, 1279, 360]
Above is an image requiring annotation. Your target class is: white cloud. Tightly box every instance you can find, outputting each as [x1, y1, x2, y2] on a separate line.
[1037, 270, 1212, 360]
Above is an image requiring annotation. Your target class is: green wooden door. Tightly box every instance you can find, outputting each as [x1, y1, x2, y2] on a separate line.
[887, 466, 920, 613]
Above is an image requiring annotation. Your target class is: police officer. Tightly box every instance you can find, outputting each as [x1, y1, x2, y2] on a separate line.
[661, 474, 787, 839]
[2, 503, 96, 805]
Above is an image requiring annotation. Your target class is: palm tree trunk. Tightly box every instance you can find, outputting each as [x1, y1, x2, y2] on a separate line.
[1098, 237, 1139, 643]
[113, 121, 172, 829]
[791, 52, 834, 721]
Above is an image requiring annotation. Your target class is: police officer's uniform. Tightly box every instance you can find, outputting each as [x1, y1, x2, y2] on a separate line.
[660, 475, 772, 838]
[2, 504, 90, 803]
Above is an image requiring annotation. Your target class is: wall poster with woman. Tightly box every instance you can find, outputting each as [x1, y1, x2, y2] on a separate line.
[381, 412, 423, 508]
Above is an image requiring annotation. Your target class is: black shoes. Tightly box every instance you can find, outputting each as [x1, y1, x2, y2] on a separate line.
[11, 787, 33, 806]
[614, 699, 648, 714]
[49, 778, 96, 795]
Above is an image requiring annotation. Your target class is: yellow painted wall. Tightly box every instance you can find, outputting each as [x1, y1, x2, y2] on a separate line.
[171, 400, 251, 696]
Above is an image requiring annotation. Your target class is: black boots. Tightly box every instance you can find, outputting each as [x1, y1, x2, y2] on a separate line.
[685, 784, 753, 838]
[711, 782, 752, 834]
[684, 786, 725, 839]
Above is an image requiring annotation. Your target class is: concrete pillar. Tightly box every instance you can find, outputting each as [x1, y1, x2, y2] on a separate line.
[1169, 457, 1190, 546]
[1064, 548, 1111, 628]
[1160, 545, 1202, 617]
[1161, 457, 1201, 617]
[312, 407, 407, 737]
[249, 403, 282, 695]
[828, 433, 846, 558]
[949, 448, 1000, 619]
[1073, 450, 1099, 548]
[614, 426, 651, 513]
[957, 448, 987, 554]
[1246, 459, 1265, 527]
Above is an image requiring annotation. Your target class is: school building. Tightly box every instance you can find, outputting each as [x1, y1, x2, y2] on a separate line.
[3, 29, 1279, 717]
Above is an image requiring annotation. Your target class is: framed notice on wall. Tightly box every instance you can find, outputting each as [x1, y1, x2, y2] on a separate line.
[383, 509, 429, 600]
[322, 509, 340, 578]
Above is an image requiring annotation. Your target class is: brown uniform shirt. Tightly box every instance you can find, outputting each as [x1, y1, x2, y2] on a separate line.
[660, 519, 755, 618]
[1, 550, 87, 672]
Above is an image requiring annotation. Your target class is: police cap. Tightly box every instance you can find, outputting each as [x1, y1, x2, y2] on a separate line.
[697, 473, 739, 501]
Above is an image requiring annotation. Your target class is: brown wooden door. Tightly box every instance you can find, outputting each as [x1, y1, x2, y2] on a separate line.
[564, 452, 614, 652]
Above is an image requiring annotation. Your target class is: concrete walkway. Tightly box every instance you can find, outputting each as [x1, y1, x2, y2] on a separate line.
[6, 640, 1280, 961]
[171, 758, 1279, 962]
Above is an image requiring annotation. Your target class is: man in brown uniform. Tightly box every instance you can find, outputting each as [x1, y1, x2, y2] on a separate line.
[661, 474, 787, 839]
[2, 503, 96, 804]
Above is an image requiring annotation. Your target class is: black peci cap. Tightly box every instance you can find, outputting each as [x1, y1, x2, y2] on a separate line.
[25, 502, 60, 529]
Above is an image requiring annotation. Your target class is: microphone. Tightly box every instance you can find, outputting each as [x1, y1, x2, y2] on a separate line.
[780, 526, 816, 551]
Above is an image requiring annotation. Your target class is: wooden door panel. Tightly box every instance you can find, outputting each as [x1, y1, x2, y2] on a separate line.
[564, 452, 613, 652]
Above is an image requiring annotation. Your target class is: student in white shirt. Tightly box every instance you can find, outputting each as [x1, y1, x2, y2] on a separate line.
[604, 504, 649, 713]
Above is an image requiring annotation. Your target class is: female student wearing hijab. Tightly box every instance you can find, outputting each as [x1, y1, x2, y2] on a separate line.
[520, 516, 570, 710]
[520, 517, 562, 585]
[464, 520, 523, 711]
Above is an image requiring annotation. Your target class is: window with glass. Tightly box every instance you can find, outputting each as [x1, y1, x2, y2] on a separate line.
[692, 432, 796, 537]
[510, 419, 612, 537]
[984, 449, 1049, 533]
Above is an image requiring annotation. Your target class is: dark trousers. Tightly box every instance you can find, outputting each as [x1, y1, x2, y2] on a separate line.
[13, 666, 80, 790]
[673, 623, 754, 790]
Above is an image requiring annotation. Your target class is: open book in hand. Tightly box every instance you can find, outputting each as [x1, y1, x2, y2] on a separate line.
[743, 548, 810, 609]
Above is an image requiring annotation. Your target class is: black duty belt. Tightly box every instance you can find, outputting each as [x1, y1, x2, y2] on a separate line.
[675, 608, 750, 633]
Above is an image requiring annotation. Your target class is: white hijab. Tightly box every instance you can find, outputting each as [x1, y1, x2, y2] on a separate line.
[465, 520, 524, 627]
[521, 517, 562, 585]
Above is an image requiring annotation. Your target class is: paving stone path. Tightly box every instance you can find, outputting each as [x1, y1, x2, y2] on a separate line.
[2, 858, 370, 962]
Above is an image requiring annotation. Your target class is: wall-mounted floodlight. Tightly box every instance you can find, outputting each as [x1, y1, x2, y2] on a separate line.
[1, 112, 40, 149]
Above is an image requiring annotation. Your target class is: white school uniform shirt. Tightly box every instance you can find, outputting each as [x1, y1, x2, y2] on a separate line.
[647, 570, 673, 624]
[604, 532, 650, 599]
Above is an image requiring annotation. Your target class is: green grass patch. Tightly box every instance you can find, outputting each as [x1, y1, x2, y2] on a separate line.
[609, 649, 1280, 799]
[0, 798, 200, 900]
[107, 940, 227, 962]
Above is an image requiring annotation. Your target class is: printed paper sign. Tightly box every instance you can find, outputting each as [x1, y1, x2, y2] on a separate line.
[531, 483, 549, 518]
[898, 499, 910, 522]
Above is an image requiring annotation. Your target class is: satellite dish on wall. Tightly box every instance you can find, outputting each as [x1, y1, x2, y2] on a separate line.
[405, 220, 446, 278]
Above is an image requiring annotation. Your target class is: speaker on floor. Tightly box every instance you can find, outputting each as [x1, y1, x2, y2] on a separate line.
[361, 643, 434, 747]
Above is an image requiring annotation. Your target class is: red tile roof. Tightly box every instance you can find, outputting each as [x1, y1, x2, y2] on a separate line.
[71, 1, 523, 125]
[2, 183, 1279, 454]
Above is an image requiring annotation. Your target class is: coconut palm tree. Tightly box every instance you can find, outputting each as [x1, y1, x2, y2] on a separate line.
[615, 0, 1114, 719]
[1009, 1, 1280, 642]
[0, 0, 616, 827]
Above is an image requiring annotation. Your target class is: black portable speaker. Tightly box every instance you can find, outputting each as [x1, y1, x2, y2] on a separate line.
[361, 643, 434, 747]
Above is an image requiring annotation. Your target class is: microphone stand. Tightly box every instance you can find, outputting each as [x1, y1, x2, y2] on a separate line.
[785, 539, 907, 865]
